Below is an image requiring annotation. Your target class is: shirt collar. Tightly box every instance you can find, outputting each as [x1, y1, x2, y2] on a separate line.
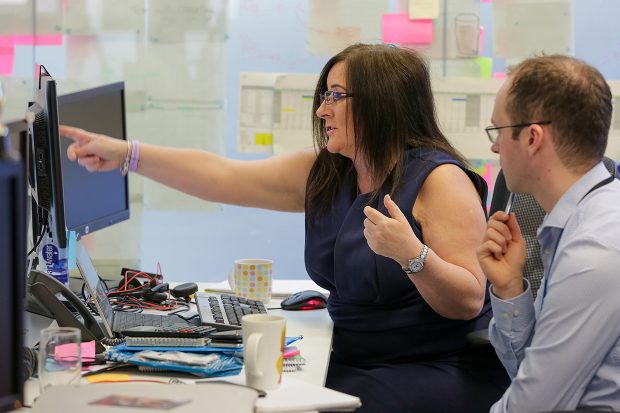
[540, 162, 611, 231]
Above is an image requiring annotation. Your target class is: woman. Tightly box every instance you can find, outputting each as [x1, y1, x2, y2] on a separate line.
[62, 44, 508, 412]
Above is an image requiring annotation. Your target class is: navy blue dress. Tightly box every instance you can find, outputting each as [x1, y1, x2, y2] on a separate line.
[305, 149, 509, 412]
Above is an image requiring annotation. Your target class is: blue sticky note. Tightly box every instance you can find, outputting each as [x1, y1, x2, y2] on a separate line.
[67, 231, 77, 270]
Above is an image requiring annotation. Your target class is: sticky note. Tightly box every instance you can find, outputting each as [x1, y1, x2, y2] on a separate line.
[55, 340, 96, 362]
[0, 36, 15, 76]
[382, 13, 433, 45]
[255, 133, 273, 146]
[87, 373, 130, 383]
[475, 57, 493, 79]
[13, 35, 63, 46]
[493, 72, 507, 79]
[408, 0, 440, 20]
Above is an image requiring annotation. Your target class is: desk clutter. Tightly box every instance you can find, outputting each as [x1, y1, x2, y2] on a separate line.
[101, 336, 303, 378]
[25, 264, 355, 412]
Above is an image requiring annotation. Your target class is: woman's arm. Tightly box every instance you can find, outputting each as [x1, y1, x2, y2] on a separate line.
[363, 164, 487, 319]
[60, 125, 317, 212]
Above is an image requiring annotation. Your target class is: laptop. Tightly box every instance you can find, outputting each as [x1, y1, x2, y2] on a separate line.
[76, 240, 195, 338]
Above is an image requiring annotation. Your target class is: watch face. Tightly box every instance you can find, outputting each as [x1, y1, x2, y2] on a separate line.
[409, 260, 423, 273]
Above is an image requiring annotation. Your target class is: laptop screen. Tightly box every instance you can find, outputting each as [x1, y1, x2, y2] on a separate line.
[76, 241, 115, 337]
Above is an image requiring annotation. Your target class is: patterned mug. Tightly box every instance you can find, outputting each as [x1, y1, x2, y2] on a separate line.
[229, 259, 273, 303]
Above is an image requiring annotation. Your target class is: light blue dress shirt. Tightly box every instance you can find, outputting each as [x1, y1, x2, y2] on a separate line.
[489, 162, 620, 413]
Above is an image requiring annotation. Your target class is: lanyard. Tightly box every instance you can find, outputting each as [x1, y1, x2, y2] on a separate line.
[540, 175, 615, 309]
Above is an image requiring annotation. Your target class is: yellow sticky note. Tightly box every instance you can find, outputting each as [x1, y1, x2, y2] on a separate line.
[408, 0, 440, 19]
[86, 373, 130, 383]
[255, 133, 273, 146]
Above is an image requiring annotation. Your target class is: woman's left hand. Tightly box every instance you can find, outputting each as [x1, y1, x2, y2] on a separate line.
[363, 194, 423, 267]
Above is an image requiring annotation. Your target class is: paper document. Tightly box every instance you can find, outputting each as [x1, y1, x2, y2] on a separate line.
[203, 279, 330, 298]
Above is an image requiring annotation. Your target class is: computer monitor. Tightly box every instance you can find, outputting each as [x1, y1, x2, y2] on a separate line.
[0, 151, 26, 412]
[27, 66, 67, 248]
[57, 82, 129, 237]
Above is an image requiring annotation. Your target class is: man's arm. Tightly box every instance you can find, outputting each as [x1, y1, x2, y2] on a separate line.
[488, 281, 536, 378]
[490, 238, 620, 413]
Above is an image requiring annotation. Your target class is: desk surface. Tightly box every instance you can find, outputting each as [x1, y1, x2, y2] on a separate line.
[23, 281, 334, 409]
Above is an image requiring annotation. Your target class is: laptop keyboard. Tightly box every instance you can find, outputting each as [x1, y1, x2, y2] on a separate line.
[195, 292, 268, 331]
[113, 312, 191, 331]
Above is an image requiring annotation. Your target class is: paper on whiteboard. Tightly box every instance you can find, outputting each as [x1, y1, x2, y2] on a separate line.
[273, 74, 318, 154]
[307, 0, 389, 56]
[238, 72, 282, 154]
[493, 0, 572, 58]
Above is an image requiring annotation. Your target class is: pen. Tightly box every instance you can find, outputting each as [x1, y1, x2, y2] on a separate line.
[284, 346, 301, 358]
[505, 192, 516, 214]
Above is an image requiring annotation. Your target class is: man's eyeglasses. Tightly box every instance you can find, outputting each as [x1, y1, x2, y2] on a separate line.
[485, 121, 552, 143]
[321, 90, 353, 105]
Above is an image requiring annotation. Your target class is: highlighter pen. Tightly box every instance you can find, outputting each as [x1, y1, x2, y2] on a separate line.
[505, 192, 516, 214]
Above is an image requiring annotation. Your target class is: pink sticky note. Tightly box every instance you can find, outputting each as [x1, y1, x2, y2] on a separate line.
[481, 0, 493, 3]
[14, 35, 63, 46]
[483, 161, 493, 189]
[0, 36, 15, 76]
[55, 340, 96, 362]
[493, 72, 507, 79]
[382, 13, 433, 45]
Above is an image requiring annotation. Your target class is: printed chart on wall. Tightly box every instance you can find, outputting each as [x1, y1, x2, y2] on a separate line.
[238, 72, 317, 154]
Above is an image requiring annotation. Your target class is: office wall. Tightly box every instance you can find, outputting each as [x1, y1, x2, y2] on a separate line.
[1, 0, 619, 282]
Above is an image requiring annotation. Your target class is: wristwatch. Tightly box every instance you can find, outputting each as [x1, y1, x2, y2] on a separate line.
[402, 244, 429, 275]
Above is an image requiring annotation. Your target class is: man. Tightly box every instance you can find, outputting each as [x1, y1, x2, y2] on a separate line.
[478, 54, 620, 412]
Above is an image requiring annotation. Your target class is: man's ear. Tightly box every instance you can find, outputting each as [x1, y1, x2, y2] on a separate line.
[526, 124, 545, 156]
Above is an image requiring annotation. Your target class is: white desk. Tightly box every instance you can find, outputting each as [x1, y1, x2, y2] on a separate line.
[23, 281, 336, 411]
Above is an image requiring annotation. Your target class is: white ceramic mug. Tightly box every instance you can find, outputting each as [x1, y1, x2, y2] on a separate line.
[228, 258, 273, 303]
[242, 314, 286, 391]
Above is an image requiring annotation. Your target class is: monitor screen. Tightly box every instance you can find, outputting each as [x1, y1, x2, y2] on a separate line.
[57, 82, 129, 238]
[27, 66, 67, 248]
[0, 154, 26, 412]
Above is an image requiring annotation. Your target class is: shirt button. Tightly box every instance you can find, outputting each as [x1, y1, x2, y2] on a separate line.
[513, 309, 520, 317]
[503, 312, 509, 320]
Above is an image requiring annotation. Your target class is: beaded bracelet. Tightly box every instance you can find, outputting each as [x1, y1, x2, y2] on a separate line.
[120, 140, 131, 176]
[129, 140, 140, 172]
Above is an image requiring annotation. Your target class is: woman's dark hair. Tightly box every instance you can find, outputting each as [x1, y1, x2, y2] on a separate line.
[307, 43, 466, 217]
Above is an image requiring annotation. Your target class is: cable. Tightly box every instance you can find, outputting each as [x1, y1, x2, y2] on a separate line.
[101, 337, 125, 346]
[26, 223, 47, 257]
[22, 347, 38, 382]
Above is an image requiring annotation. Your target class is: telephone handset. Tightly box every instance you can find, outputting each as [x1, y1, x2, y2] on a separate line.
[27, 270, 107, 353]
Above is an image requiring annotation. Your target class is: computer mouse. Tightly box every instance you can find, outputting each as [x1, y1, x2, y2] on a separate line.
[280, 290, 328, 311]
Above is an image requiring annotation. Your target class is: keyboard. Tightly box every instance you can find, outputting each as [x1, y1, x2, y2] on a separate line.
[113, 312, 196, 332]
[195, 292, 268, 331]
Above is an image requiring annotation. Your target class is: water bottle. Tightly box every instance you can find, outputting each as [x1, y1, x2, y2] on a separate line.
[39, 232, 69, 287]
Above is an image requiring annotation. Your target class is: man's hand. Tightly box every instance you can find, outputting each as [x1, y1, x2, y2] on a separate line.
[477, 211, 527, 299]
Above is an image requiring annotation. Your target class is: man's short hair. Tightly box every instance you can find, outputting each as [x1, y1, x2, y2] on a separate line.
[507, 55, 612, 171]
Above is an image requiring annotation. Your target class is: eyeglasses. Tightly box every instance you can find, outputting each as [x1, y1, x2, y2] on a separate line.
[321, 90, 353, 105]
[485, 121, 552, 143]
